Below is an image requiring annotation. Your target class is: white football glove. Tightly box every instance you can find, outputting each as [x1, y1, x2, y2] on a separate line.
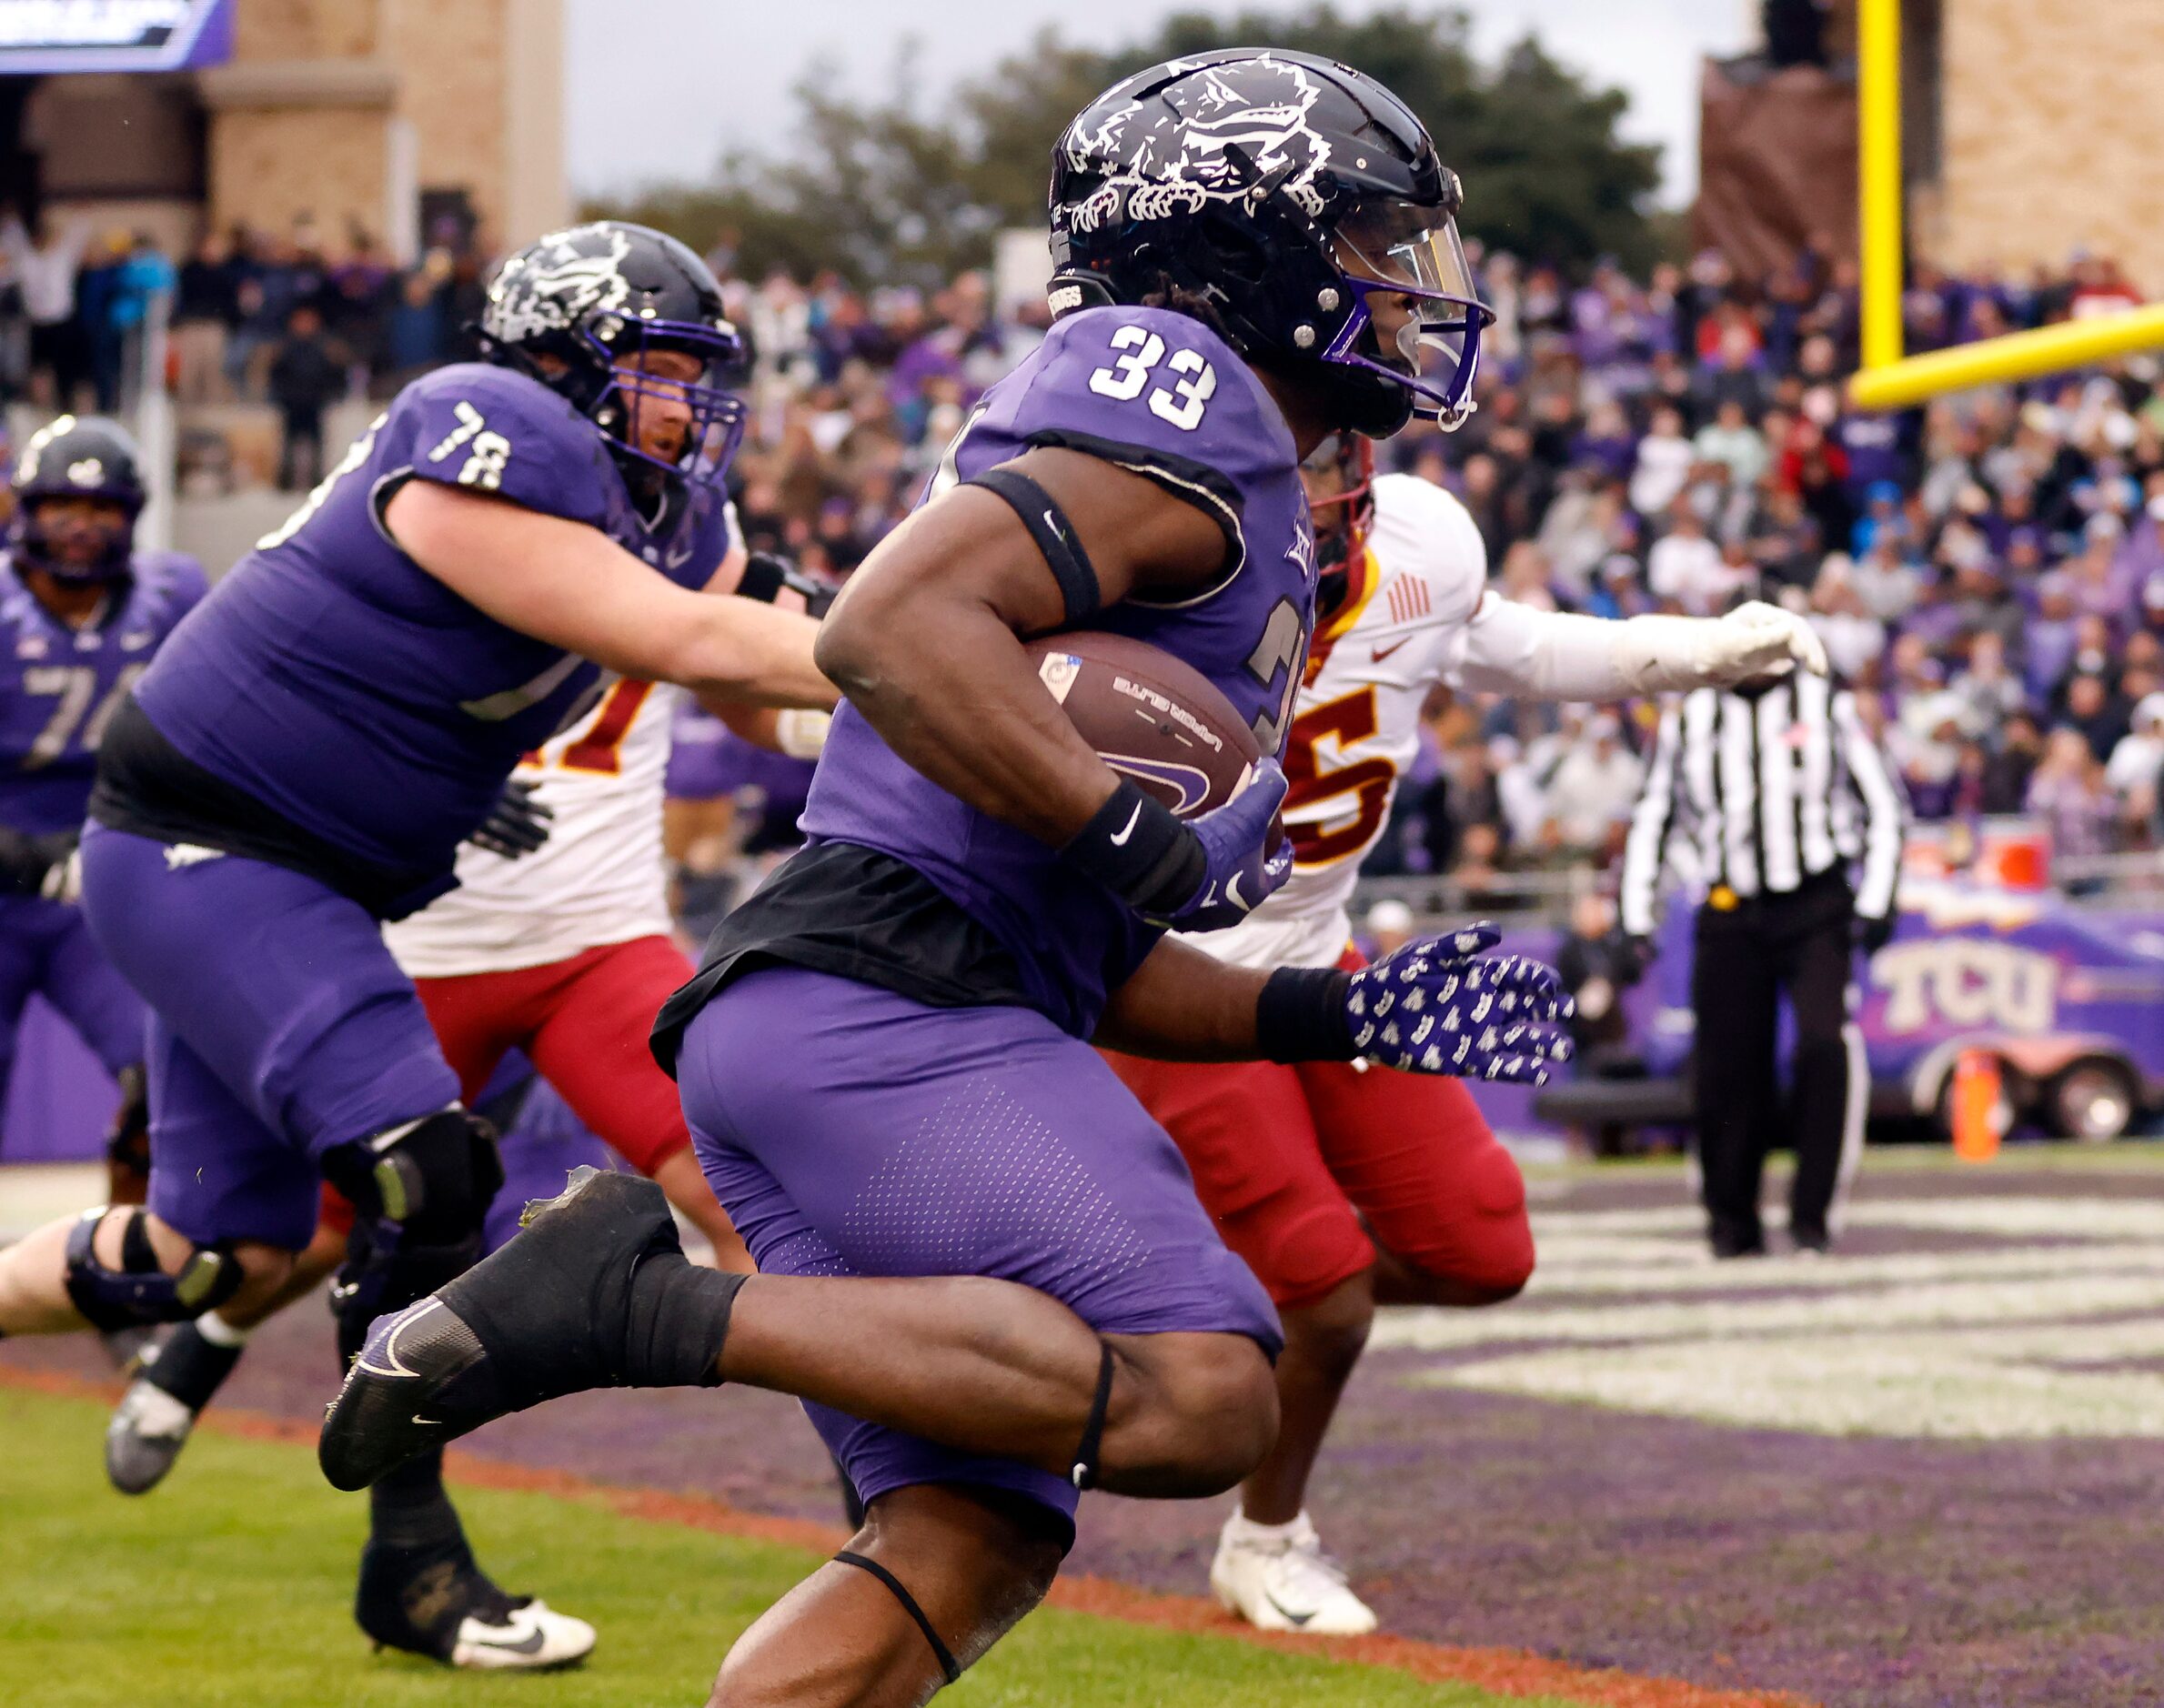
[1696, 600, 1829, 686]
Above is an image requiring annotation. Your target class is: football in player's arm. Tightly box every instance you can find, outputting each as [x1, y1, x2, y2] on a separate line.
[321, 51, 1575, 1708]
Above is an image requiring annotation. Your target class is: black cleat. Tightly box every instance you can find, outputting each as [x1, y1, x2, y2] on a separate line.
[319, 1167, 733, 1491]
[356, 1534, 595, 1670]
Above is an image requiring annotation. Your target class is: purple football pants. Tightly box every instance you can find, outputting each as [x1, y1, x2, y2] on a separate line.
[678, 965, 1282, 1539]
[78, 825, 458, 1250]
[0, 894, 145, 1095]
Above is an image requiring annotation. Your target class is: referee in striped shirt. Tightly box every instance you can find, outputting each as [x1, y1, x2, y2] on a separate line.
[1621, 668, 1907, 1257]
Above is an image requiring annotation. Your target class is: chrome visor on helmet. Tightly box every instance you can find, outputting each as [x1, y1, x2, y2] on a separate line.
[1323, 193, 1493, 430]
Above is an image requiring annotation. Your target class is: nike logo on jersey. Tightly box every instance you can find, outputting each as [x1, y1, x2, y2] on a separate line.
[1371, 638, 1412, 663]
[1108, 801, 1142, 846]
[162, 843, 226, 871]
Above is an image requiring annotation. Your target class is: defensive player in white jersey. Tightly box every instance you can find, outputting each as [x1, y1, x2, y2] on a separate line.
[1105, 436, 1828, 1634]
[101, 541, 829, 1668]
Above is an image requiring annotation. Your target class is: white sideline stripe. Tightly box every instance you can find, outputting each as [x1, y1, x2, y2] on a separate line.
[1374, 1271, 2164, 1351]
[1521, 1241, 2164, 1297]
[1376, 1188, 2164, 1440]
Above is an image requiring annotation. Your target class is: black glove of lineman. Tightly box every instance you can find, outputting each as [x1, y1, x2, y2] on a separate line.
[467, 779, 555, 859]
[0, 826, 79, 898]
[737, 550, 838, 618]
[1854, 912, 1897, 956]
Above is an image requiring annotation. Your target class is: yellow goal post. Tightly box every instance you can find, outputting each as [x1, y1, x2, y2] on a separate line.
[1845, 0, 2164, 412]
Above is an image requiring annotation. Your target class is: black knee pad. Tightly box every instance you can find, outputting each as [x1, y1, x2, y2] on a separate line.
[324, 1109, 503, 1362]
[322, 1109, 504, 1245]
[63, 1207, 242, 1331]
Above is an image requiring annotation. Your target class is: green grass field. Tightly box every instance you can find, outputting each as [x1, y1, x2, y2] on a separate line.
[0, 1387, 1590, 1708]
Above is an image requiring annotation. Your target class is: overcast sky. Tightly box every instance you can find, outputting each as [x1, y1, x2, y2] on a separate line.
[565, 1, 1755, 206]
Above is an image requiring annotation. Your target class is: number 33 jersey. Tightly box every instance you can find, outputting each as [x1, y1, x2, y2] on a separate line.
[802, 304, 1316, 1036]
[1192, 471, 1487, 972]
[0, 551, 206, 835]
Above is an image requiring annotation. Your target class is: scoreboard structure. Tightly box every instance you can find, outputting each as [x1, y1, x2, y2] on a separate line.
[0, 1, 234, 75]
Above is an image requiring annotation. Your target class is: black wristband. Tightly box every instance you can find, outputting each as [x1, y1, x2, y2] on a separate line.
[1061, 779, 1203, 916]
[735, 551, 790, 604]
[1256, 966, 1356, 1062]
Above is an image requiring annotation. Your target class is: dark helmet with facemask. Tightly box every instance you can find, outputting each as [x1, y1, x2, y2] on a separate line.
[477, 221, 750, 520]
[8, 415, 145, 586]
[1049, 49, 1492, 438]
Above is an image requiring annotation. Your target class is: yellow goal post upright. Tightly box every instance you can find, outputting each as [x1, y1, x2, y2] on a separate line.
[1845, 0, 2164, 413]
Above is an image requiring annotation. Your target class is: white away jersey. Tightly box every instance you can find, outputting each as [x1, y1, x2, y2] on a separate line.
[1195, 472, 1486, 970]
[383, 675, 681, 978]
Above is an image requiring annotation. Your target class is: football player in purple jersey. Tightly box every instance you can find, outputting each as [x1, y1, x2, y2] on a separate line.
[325, 54, 1572, 1703]
[0, 417, 201, 1223]
[0, 222, 830, 1670]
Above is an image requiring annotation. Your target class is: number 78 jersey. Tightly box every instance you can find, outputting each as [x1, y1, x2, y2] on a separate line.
[1191, 472, 1487, 973]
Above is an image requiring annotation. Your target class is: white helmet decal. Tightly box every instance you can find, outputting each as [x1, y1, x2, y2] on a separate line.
[1064, 55, 1334, 234]
[484, 225, 636, 344]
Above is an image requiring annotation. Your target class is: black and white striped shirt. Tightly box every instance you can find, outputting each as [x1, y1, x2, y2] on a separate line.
[1620, 674, 1907, 936]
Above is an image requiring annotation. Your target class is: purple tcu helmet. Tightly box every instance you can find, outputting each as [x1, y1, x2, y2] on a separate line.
[478, 220, 750, 509]
[1049, 48, 1492, 438]
[8, 414, 146, 585]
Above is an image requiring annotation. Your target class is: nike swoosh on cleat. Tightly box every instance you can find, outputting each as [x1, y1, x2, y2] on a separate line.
[1107, 801, 1142, 846]
[356, 1299, 446, 1380]
[461, 1623, 549, 1656]
[1263, 1592, 1317, 1628]
[1227, 871, 1247, 909]
[412, 1415, 442, 1427]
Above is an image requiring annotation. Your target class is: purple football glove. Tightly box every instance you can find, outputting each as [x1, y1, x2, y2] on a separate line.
[1153, 759, 1293, 933]
[1346, 923, 1575, 1084]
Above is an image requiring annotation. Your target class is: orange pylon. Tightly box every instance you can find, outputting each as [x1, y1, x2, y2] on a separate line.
[1950, 1050, 2003, 1162]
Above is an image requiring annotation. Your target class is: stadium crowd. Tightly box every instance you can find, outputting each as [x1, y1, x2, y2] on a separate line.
[5, 214, 2159, 897]
[705, 242, 2164, 897]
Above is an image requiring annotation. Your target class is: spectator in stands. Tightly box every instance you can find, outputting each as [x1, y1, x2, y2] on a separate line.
[172, 230, 238, 405]
[1, 206, 91, 408]
[1545, 712, 1644, 855]
[1628, 405, 1696, 517]
[1981, 711, 2046, 815]
[267, 303, 345, 491]
[1647, 501, 1742, 614]
[2027, 726, 2117, 859]
[1554, 889, 1641, 1059]
[1364, 899, 1417, 959]
[92, 231, 176, 413]
[2104, 694, 2164, 837]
